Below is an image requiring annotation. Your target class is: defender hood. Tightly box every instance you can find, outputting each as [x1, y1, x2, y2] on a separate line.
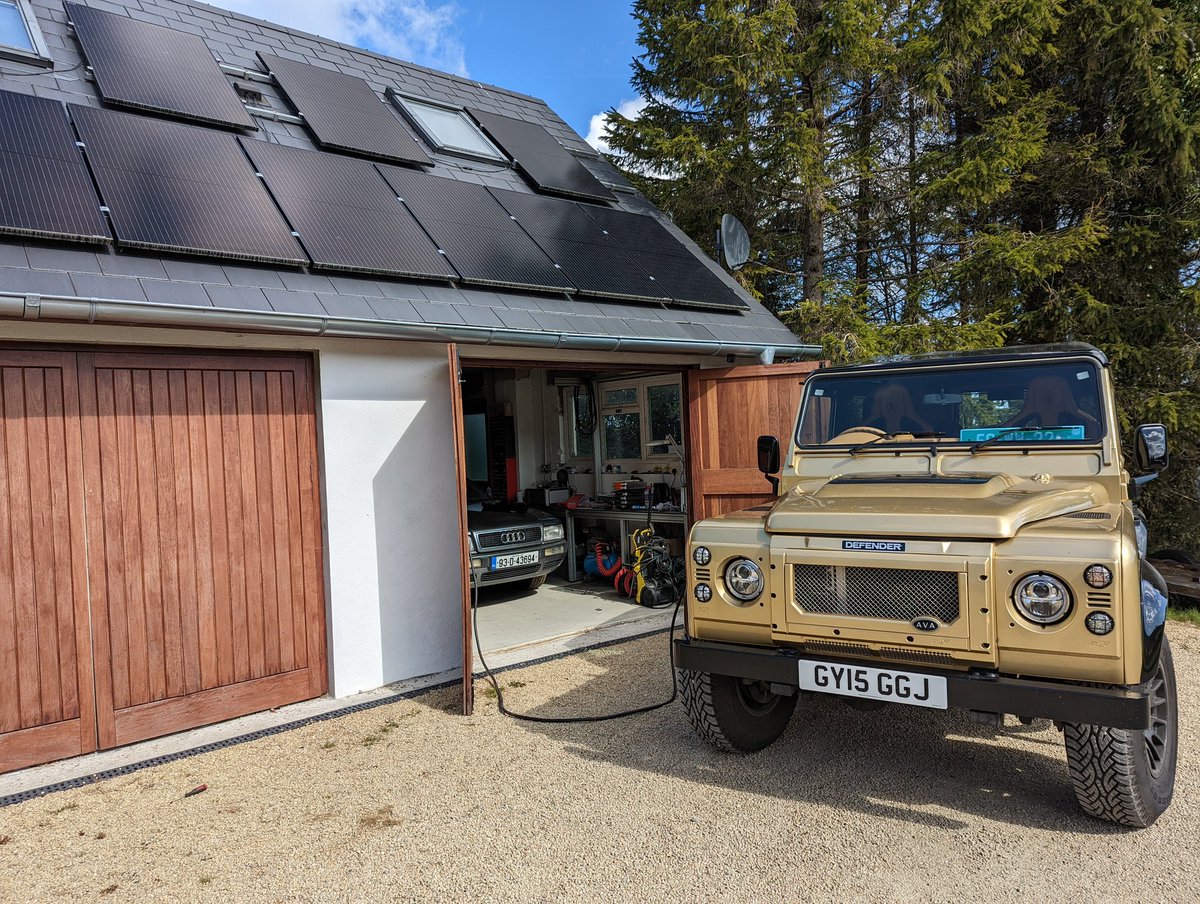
[766, 473, 1101, 539]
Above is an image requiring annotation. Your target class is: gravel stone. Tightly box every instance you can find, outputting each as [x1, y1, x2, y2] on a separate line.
[1, 624, 1196, 903]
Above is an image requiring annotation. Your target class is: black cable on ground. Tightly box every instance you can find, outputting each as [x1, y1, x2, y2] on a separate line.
[471, 575, 683, 724]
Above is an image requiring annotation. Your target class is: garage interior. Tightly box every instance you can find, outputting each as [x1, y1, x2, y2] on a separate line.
[461, 362, 691, 654]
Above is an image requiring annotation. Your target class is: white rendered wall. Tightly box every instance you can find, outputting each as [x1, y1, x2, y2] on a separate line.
[317, 342, 461, 697]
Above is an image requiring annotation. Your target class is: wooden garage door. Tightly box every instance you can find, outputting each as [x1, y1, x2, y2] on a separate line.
[0, 349, 326, 771]
[78, 352, 327, 749]
[688, 362, 820, 520]
[0, 352, 96, 773]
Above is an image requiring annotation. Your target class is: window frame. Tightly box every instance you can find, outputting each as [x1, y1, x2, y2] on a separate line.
[388, 90, 508, 163]
[597, 375, 685, 464]
[0, 0, 52, 67]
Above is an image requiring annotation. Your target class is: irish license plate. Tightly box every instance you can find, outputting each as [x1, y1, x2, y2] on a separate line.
[798, 660, 948, 709]
[491, 551, 538, 570]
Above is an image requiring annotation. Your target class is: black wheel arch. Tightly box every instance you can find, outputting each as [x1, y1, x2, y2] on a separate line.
[1139, 560, 1169, 684]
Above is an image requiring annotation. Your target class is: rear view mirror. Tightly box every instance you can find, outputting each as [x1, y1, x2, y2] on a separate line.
[758, 435, 781, 495]
[1135, 424, 1169, 472]
[758, 435, 780, 475]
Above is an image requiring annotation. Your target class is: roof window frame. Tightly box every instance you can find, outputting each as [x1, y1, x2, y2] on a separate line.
[0, 0, 52, 67]
[386, 88, 508, 163]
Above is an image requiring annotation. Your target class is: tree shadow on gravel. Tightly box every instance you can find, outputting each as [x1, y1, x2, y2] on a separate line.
[500, 640, 1129, 835]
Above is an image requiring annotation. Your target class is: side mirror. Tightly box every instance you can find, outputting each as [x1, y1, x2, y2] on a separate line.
[757, 435, 781, 494]
[1135, 424, 1169, 472]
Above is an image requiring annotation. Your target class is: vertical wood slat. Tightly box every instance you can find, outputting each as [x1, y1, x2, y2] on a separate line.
[1, 352, 94, 773]
[169, 370, 202, 697]
[4, 369, 41, 729]
[687, 362, 820, 521]
[25, 370, 63, 724]
[0, 370, 18, 735]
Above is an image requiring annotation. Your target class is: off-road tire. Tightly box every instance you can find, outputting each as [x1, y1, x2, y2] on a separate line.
[678, 668, 797, 753]
[524, 574, 548, 591]
[1064, 637, 1178, 828]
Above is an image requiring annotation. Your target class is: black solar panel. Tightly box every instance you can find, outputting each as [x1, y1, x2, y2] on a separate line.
[65, 2, 255, 130]
[487, 189, 666, 302]
[0, 90, 110, 245]
[71, 106, 306, 266]
[260, 53, 430, 167]
[582, 206, 748, 310]
[469, 110, 615, 202]
[377, 167, 571, 293]
[243, 140, 457, 281]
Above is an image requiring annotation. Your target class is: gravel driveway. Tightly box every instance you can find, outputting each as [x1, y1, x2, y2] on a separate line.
[2, 623, 1197, 903]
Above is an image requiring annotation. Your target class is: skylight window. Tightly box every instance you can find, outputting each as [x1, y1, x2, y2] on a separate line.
[388, 91, 506, 162]
[0, 0, 50, 64]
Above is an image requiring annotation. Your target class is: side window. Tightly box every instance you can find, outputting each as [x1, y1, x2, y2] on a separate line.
[0, 0, 50, 64]
[600, 381, 642, 460]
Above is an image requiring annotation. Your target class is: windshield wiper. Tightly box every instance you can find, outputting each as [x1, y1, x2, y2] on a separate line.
[969, 426, 1041, 454]
[849, 431, 942, 456]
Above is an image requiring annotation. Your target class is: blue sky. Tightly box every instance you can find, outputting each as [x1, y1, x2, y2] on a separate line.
[221, 1, 644, 148]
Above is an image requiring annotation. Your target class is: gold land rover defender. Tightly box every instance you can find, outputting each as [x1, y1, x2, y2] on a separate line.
[675, 344, 1177, 827]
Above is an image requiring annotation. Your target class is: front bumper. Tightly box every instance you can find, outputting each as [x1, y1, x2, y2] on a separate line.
[674, 638, 1150, 730]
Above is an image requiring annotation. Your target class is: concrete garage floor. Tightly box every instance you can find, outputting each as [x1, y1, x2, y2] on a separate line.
[1, 624, 1197, 903]
[473, 575, 667, 654]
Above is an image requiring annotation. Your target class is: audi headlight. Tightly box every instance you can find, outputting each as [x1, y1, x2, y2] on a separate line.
[543, 523, 564, 542]
[724, 559, 764, 602]
[1013, 573, 1072, 625]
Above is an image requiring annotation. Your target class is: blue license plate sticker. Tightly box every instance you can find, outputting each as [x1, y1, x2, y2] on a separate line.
[959, 425, 1085, 443]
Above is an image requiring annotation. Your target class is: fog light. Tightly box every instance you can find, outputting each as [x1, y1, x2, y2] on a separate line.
[694, 583, 712, 603]
[1084, 564, 1113, 589]
[693, 546, 712, 566]
[1085, 611, 1115, 636]
[471, 558, 483, 569]
[544, 545, 565, 557]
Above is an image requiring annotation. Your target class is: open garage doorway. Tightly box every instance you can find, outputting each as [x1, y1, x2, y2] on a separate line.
[458, 359, 691, 664]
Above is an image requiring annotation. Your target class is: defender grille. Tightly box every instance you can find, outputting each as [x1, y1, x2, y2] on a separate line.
[1066, 511, 1111, 520]
[477, 526, 542, 550]
[802, 640, 873, 659]
[793, 565, 960, 624]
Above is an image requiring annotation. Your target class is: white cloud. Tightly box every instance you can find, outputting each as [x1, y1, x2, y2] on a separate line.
[586, 97, 647, 154]
[222, 1, 468, 77]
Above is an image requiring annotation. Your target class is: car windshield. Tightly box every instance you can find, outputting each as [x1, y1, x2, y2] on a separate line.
[796, 360, 1106, 448]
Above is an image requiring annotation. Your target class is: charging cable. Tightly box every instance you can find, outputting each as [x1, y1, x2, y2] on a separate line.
[471, 574, 683, 724]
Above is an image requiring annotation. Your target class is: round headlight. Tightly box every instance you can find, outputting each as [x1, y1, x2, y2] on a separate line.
[1084, 564, 1113, 589]
[694, 583, 712, 603]
[1013, 573, 1072, 625]
[724, 559, 764, 602]
[692, 546, 712, 566]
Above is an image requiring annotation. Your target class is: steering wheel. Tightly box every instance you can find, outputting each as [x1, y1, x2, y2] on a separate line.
[829, 425, 888, 443]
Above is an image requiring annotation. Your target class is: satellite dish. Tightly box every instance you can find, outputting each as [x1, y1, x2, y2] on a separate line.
[718, 214, 751, 270]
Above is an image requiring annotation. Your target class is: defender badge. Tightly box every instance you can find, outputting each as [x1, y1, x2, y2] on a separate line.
[842, 540, 906, 552]
[912, 618, 939, 632]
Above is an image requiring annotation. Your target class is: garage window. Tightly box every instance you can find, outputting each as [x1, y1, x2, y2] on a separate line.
[0, 0, 50, 64]
[599, 376, 683, 462]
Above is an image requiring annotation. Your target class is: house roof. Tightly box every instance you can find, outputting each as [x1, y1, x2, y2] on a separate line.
[0, 0, 815, 359]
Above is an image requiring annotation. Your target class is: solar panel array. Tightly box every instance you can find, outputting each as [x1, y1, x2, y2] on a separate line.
[378, 166, 572, 294]
[71, 105, 306, 265]
[469, 110, 615, 203]
[582, 205, 748, 310]
[0, 90, 111, 245]
[242, 140, 455, 280]
[65, 2, 255, 131]
[260, 53, 431, 167]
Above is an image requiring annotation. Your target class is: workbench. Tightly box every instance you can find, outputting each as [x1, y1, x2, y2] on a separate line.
[564, 508, 688, 582]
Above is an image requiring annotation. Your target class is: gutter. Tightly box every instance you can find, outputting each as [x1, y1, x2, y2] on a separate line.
[0, 291, 820, 360]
